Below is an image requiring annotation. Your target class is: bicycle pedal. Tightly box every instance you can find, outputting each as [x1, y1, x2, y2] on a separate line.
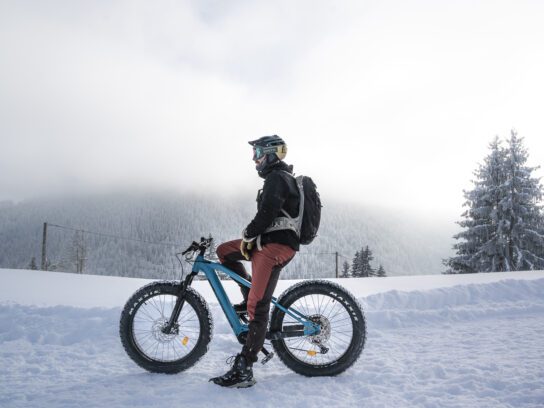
[261, 351, 274, 365]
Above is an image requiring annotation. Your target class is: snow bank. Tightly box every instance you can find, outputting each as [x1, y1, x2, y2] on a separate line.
[1, 269, 543, 408]
[1, 268, 543, 308]
[2, 277, 543, 345]
[363, 278, 544, 329]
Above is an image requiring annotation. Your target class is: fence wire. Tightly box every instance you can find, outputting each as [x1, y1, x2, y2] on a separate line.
[42, 222, 348, 280]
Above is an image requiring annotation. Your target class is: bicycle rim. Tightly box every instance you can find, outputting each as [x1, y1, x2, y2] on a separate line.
[131, 293, 201, 363]
[282, 293, 354, 366]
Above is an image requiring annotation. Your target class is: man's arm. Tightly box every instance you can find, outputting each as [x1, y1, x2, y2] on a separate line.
[244, 172, 289, 238]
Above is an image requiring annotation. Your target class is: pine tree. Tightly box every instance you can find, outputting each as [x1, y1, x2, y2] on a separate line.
[360, 246, 375, 277]
[445, 132, 544, 273]
[539, 209, 544, 262]
[377, 264, 386, 277]
[341, 260, 351, 278]
[351, 251, 361, 277]
[350, 246, 378, 277]
[357, 249, 365, 277]
[445, 137, 507, 273]
[500, 131, 544, 270]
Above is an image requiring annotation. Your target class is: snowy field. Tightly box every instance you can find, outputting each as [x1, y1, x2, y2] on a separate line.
[1, 269, 543, 408]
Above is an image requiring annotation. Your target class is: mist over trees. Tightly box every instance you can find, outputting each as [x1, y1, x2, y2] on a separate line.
[0, 192, 452, 279]
[444, 131, 544, 273]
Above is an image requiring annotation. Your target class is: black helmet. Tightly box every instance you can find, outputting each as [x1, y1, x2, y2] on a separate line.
[248, 135, 287, 172]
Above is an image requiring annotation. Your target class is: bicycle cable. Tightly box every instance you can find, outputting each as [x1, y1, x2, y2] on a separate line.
[175, 252, 186, 281]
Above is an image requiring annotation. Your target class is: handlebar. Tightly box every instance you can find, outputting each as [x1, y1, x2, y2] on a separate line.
[181, 236, 214, 257]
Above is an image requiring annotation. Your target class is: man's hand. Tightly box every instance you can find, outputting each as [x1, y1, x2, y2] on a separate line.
[240, 230, 256, 260]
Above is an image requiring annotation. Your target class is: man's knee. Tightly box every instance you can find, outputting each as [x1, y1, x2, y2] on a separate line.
[216, 240, 242, 263]
[216, 242, 228, 263]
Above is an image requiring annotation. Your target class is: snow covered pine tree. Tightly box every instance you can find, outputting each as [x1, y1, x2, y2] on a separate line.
[351, 250, 362, 277]
[360, 246, 375, 277]
[377, 265, 386, 277]
[351, 246, 376, 277]
[445, 131, 544, 273]
[501, 131, 544, 270]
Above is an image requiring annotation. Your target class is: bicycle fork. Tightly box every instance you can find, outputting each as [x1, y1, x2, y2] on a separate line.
[162, 272, 196, 335]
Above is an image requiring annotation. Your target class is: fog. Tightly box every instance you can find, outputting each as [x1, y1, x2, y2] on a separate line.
[1, 0, 544, 222]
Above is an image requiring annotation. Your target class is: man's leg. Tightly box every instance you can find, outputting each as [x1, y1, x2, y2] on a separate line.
[210, 242, 295, 387]
[216, 239, 252, 303]
[242, 243, 296, 364]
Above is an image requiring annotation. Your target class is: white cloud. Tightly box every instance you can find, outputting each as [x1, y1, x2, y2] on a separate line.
[1, 0, 543, 220]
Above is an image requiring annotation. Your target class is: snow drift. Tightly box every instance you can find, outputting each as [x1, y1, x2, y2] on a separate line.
[1, 269, 543, 408]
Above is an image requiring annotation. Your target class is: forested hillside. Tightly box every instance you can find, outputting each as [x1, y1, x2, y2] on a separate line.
[0, 191, 454, 279]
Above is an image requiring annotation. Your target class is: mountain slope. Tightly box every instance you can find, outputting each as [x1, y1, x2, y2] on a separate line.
[0, 191, 456, 278]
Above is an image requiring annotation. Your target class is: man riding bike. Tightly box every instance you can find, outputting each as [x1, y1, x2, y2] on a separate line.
[210, 135, 300, 388]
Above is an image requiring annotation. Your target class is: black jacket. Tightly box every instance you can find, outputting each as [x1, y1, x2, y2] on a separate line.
[244, 161, 300, 251]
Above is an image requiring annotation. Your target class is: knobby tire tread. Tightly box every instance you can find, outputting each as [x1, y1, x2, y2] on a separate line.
[119, 281, 213, 374]
[270, 280, 366, 377]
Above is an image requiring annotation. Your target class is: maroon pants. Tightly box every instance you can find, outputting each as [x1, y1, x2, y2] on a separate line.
[216, 239, 295, 364]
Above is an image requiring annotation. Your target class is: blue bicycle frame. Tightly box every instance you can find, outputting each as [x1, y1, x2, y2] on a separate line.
[191, 255, 321, 338]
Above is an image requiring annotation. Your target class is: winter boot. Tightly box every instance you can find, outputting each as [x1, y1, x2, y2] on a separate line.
[209, 354, 256, 388]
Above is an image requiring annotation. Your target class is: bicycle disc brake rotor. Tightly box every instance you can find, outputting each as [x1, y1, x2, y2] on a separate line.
[152, 320, 179, 343]
[308, 314, 331, 345]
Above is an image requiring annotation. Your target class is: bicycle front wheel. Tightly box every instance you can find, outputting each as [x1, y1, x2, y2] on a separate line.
[119, 281, 212, 374]
[270, 280, 366, 377]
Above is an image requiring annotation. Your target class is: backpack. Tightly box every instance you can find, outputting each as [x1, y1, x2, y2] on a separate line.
[264, 171, 322, 245]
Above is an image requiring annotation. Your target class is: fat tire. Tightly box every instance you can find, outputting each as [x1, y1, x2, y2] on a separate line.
[119, 281, 213, 374]
[270, 280, 366, 377]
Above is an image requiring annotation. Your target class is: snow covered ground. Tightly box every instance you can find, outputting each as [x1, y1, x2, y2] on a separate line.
[1, 268, 543, 408]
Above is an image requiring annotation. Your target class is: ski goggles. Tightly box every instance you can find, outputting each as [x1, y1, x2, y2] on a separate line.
[252, 145, 287, 161]
[252, 145, 275, 161]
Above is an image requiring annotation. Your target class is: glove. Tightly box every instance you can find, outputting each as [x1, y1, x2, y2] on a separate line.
[240, 240, 254, 260]
[240, 230, 256, 260]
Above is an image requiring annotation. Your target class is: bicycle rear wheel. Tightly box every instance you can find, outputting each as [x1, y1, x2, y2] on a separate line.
[119, 281, 212, 374]
[270, 280, 366, 377]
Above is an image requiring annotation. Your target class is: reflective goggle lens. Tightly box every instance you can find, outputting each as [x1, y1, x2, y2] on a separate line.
[253, 147, 264, 160]
[252, 144, 286, 161]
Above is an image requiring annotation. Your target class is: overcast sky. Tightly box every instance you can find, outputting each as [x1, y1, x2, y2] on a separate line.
[1, 0, 543, 221]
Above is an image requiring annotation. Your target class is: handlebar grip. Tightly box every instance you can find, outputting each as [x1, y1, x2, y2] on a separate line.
[182, 241, 200, 255]
[181, 237, 213, 256]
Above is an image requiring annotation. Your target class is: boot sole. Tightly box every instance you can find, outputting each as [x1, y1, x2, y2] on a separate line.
[227, 379, 256, 389]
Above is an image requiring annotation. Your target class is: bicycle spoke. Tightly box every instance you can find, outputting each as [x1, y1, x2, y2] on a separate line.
[281, 292, 355, 366]
[136, 307, 158, 322]
[148, 297, 163, 317]
[132, 293, 201, 363]
[320, 296, 334, 318]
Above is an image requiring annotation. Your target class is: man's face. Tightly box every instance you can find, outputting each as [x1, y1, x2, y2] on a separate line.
[252, 146, 266, 164]
[254, 155, 266, 166]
